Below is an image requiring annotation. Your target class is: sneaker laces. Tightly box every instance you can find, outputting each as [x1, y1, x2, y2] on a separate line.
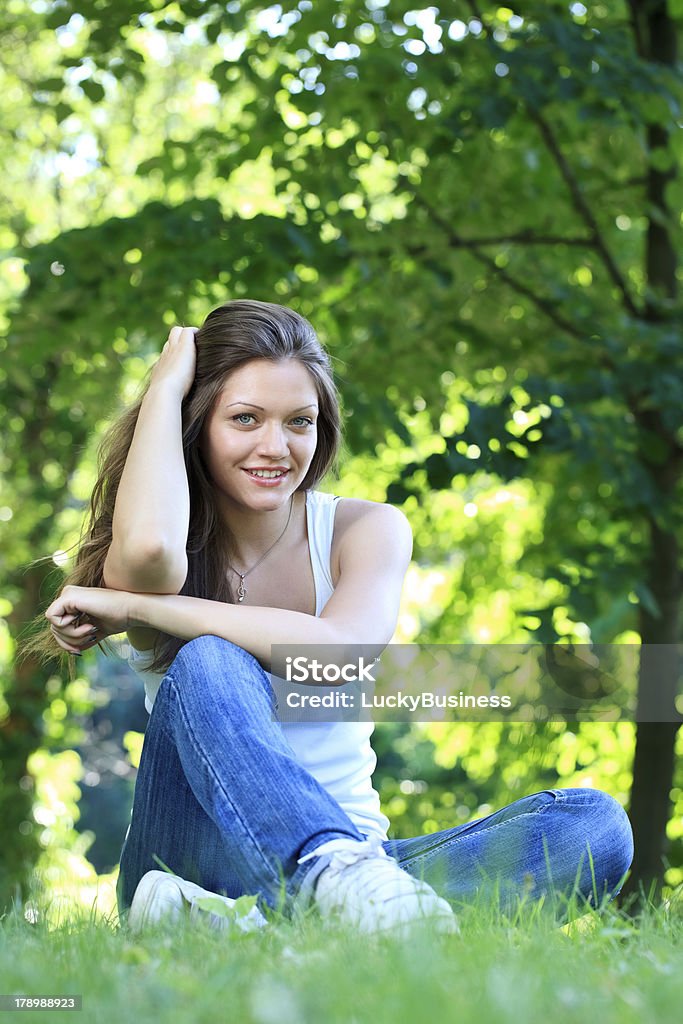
[298, 834, 388, 872]
[298, 836, 456, 929]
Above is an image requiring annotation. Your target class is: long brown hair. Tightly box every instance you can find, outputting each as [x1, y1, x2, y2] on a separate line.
[21, 300, 343, 677]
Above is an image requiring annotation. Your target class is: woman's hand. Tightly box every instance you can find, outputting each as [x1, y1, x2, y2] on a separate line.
[45, 585, 134, 655]
[149, 325, 199, 400]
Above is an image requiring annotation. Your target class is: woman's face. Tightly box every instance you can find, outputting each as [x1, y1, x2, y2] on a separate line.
[199, 358, 320, 511]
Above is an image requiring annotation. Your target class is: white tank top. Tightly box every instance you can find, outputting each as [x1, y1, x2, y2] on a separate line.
[127, 489, 390, 841]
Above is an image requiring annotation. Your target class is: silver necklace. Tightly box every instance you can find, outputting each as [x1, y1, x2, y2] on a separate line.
[229, 496, 294, 603]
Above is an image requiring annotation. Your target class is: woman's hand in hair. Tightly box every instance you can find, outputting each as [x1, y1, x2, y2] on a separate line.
[45, 585, 134, 655]
[149, 325, 199, 399]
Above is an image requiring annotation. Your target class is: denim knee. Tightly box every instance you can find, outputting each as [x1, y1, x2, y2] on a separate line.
[171, 634, 259, 677]
[173, 633, 254, 663]
[555, 787, 634, 894]
[166, 634, 275, 709]
[592, 790, 634, 888]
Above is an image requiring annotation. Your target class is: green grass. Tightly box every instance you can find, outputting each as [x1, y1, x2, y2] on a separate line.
[2, 889, 683, 1024]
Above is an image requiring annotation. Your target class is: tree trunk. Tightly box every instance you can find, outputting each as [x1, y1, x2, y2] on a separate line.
[622, 0, 680, 908]
[624, 520, 681, 903]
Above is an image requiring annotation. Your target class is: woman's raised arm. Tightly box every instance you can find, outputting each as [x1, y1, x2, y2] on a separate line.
[47, 503, 413, 667]
[102, 326, 197, 595]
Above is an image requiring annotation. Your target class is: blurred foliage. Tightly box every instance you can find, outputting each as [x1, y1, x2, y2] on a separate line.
[123, 730, 144, 772]
[1, 0, 682, 907]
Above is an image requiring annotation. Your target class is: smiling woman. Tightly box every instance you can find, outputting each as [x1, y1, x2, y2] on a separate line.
[25, 299, 632, 937]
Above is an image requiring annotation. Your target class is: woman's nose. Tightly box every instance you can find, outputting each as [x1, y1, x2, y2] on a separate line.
[257, 422, 288, 457]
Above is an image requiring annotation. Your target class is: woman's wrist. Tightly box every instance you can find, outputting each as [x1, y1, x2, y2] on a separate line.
[127, 592, 202, 644]
[144, 378, 186, 406]
[127, 591, 153, 630]
[128, 592, 187, 635]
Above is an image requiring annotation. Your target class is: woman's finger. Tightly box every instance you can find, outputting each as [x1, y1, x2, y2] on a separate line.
[51, 626, 96, 655]
[73, 621, 97, 635]
[51, 621, 97, 644]
[45, 600, 75, 624]
[50, 618, 87, 638]
[51, 631, 83, 655]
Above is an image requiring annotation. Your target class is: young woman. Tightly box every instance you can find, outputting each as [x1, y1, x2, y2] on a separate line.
[41, 300, 633, 934]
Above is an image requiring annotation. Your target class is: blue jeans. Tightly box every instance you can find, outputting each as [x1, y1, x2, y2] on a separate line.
[117, 636, 634, 918]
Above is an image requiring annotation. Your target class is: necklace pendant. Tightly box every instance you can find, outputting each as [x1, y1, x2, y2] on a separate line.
[230, 496, 293, 606]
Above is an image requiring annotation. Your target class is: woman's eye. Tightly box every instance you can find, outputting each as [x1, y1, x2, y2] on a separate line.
[231, 413, 314, 427]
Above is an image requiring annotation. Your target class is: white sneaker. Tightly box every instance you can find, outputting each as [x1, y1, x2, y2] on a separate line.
[298, 837, 458, 935]
[127, 870, 267, 934]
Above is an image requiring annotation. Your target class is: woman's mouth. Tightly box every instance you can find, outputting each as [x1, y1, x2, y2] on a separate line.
[243, 468, 290, 486]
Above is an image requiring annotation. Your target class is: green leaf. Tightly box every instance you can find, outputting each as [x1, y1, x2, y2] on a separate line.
[80, 80, 106, 104]
[35, 78, 65, 93]
[54, 102, 73, 123]
[193, 893, 259, 921]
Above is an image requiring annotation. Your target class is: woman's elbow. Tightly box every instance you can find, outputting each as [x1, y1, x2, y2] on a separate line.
[103, 543, 187, 594]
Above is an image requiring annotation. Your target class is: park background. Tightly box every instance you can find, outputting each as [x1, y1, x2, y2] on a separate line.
[1, 0, 682, 931]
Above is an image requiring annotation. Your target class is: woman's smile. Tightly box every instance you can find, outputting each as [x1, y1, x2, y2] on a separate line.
[242, 467, 291, 486]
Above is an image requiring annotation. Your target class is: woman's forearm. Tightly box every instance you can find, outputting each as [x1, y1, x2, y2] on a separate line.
[130, 592, 343, 669]
[105, 382, 190, 579]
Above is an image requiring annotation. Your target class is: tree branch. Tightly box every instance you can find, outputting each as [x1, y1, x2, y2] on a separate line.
[414, 195, 585, 341]
[402, 231, 593, 249]
[527, 108, 641, 318]
[463, 0, 641, 318]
